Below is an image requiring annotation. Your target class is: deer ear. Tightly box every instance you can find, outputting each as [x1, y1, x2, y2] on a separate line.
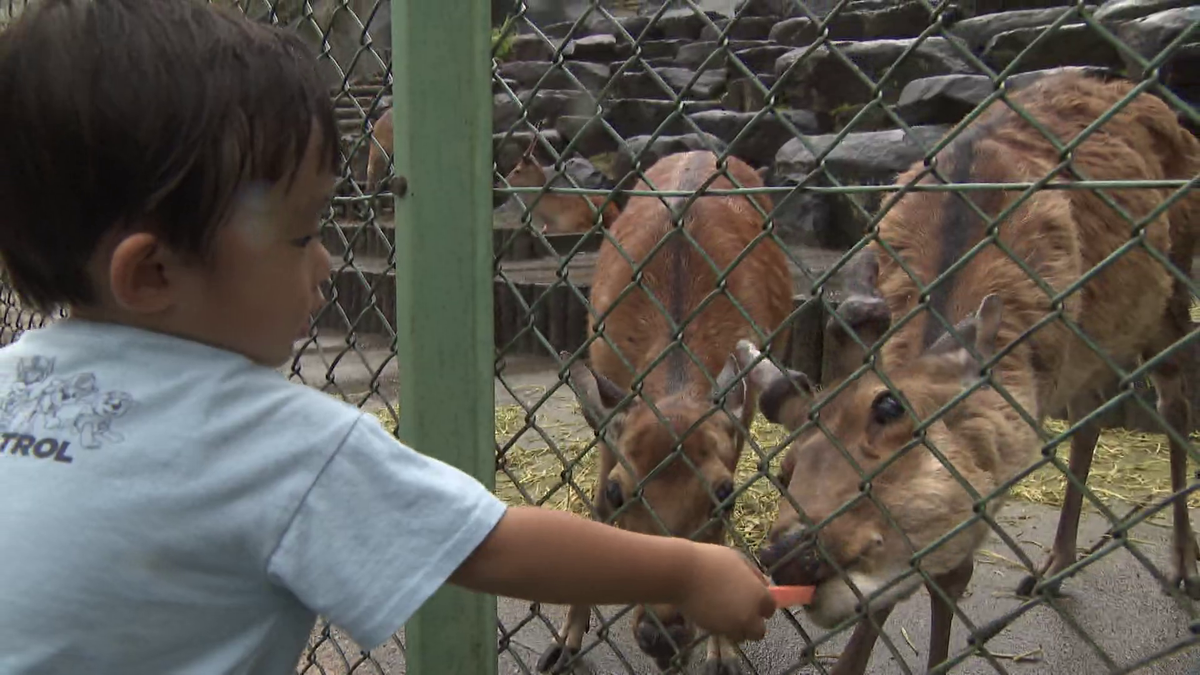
[729, 340, 814, 429]
[713, 354, 748, 420]
[925, 294, 1003, 380]
[826, 247, 892, 381]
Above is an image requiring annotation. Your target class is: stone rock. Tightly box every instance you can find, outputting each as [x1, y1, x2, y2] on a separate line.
[700, 16, 777, 41]
[554, 115, 616, 156]
[732, 44, 794, 76]
[630, 39, 691, 59]
[895, 67, 1114, 125]
[773, 125, 950, 247]
[1095, 0, 1193, 24]
[759, 173, 835, 247]
[825, 0, 936, 40]
[617, 15, 656, 39]
[556, 99, 727, 153]
[563, 34, 621, 63]
[520, 0, 592, 31]
[653, 8, 729, 40]
[984, 24, 1124, 72]
[775, 38, 974, 114]
[895, 73, 993, 125]
[611, 132, 729, 183]
[736, 0, 838, 19]
[520, 89, 599, 127]
[688, 108, 821, 165]
[720, 74, 777, 111]
[775, 125, 950, 183]
[493, 93, 524, 133]
[1116, 6, 1200, 77]
[541, 15, 615, 40]
[497, 61, 612, 93]
[969, 0, 1093, 14]
[951, 7, 1084, 53]
[639, 0, 740, 15]
[674, 39, 768, 68]
[613, 67, 727, 100]
[493, 77, 520, 95]
[769, 17, 818, 46]
[494, 130, 565, 176]
[603, 98, 725, 137]
[508, 34, 559, 62]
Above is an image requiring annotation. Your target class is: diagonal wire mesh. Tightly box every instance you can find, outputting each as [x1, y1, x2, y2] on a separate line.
[490, 1, 1200, 674]
[2, 0, 1198, 673]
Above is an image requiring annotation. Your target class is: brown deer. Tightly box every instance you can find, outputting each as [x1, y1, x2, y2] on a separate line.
[737, 70, 1199, 675]
[538, 150, 794, 675]
[365, 105, 393, 192]
[502, 133, 621, 235]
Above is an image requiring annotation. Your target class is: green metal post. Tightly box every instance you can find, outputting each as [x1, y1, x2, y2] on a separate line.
[392, 0, 496, 673]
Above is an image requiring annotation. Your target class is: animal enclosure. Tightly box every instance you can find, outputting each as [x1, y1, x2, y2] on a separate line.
[1, 1, 1199, 675]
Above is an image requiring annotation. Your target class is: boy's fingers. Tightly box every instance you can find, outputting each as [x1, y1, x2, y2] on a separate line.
[759, 591, 777, 617]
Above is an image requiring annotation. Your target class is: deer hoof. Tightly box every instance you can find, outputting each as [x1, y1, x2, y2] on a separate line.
[536, 644, 580, 674]
[1173, 574, 1200, 600]
[702, 658, 744, 675]
[1015, 574, 1064, 599]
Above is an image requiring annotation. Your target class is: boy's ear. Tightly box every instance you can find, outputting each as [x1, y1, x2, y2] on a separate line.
[107, 232, 176, 314]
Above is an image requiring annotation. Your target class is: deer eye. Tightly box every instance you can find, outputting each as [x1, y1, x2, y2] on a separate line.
[713, 480, 735, 509]
[605, 481, 624, 509]
[870, 391, 905, 425]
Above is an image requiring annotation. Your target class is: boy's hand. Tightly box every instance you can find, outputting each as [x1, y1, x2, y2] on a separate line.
[677, 543, 775, 642]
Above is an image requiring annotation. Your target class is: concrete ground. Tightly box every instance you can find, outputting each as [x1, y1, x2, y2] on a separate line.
[290, 344, 1200, 675]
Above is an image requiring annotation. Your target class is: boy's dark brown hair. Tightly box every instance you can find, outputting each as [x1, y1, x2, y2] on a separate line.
[0, 0, 341, 313]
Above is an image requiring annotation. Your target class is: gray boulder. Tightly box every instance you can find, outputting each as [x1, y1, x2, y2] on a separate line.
[611, 133, 729, 183]
[825, 0, 937, 41]
[699, 16, 777, 41]
[774, 125, 950, 247]
[494, 130, 566, 176]
[675, 39, 767, 68]
[895, 74, 995, 126]
[951, 7, 1085, 53]
[507, 34, 559, 62]
[775, 38, 974, 114]
[983, 23, 1125, 72]
[1115, 6, 1200, 77]
[498, 61, 612, 93]
[688, 109, 821, 165]
[612, 67, 727, 100]
[896, 67, 1116, 126]
[769, 17, 818, 46]
[1095, 0, 1195, 23]
[563, 34, 622, 63]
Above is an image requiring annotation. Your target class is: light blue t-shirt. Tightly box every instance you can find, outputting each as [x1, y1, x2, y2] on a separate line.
[0, 318, 508, 675]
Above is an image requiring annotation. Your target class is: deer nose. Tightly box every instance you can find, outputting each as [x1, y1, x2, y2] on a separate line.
[758, 528, 826, 587]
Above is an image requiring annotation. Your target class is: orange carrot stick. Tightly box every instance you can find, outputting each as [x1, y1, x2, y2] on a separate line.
[769, 585, 815, 608]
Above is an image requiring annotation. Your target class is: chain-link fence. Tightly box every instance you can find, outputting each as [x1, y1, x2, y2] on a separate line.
[3, 0, 1199, 674]
[489, 1, 1200, 674]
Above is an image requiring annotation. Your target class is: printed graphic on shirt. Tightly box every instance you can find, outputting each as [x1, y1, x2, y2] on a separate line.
[0, 355, 136, 462]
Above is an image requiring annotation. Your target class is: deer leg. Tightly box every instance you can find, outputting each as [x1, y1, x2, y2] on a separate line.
[926, 557, 975, 672]
[1149, 367, 1200, 599]
[537, 444, 617, 674]
[701, 635, 744, 675]
[1016, 389, 1103, 598]
[828, 606, 893, 675]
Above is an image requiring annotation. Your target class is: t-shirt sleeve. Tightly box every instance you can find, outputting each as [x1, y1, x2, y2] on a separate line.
[265, 412, 508, 649]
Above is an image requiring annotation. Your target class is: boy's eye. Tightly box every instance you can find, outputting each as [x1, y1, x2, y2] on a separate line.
[292, 234, 317, 247]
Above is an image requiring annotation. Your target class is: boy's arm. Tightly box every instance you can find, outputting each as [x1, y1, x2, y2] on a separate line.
[449, 506, 696, 606]
[449, 506, 775, 642]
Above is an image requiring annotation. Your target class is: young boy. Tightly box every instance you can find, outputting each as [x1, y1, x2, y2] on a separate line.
[0, 1, 777, 673]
